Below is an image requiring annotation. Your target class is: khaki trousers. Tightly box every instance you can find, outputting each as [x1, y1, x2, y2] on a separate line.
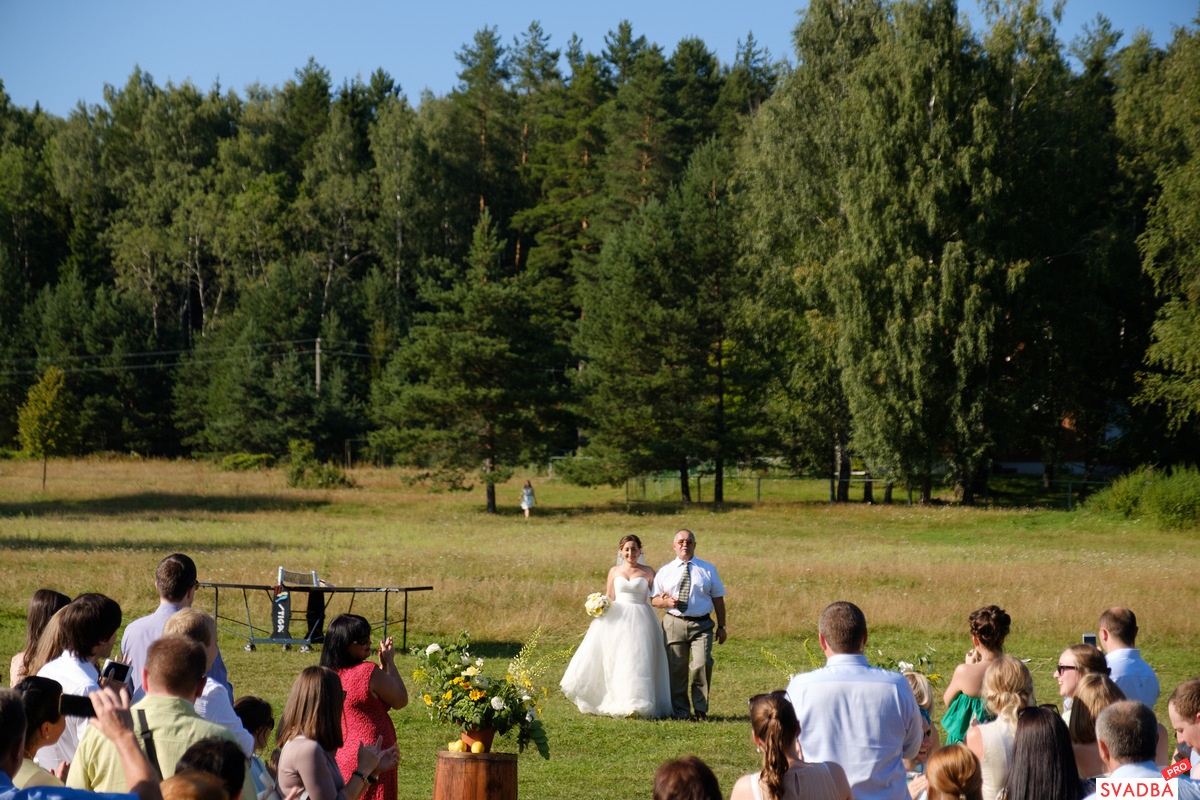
[662, 613, 715, 718]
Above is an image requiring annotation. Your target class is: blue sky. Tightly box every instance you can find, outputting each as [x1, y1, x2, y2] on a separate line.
[1, 0, 1197, 118]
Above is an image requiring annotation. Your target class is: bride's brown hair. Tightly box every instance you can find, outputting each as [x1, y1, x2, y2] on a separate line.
[750, 690, 798, 800]
[618, 535, 643, 550]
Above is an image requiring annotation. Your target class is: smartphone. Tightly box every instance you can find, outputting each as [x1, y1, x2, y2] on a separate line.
[1082, 633, 1097, 647]
[60, 694, 96, 718]
[101, 659, 131, 684]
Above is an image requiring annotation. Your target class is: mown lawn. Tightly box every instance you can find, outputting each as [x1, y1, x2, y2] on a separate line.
[1, 457, 1195, 799]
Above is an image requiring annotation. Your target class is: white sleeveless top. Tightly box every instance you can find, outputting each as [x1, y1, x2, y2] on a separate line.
[978, 718, 1016, 800]
[749, 762, 840, 800]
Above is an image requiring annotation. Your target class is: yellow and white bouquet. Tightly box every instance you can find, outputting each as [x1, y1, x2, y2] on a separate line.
[584, 592, 611, 618]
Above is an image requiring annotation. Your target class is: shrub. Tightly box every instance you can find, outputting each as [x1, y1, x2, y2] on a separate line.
[1086, 465, 1200, 528]
[220, 453, 276, 471]
[286, 439, 351, 489]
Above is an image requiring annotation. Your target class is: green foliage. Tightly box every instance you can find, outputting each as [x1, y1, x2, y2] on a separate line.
[285, 439, 351, 489]
[1086, 465, 1200, 528]
[219, 452, 276, 471]
[17, 366, 79, 457]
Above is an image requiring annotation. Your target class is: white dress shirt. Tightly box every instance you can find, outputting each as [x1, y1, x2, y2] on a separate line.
[1106, 648, 1160, 709]
[652, 557, 725, 618]
[1087, 761, 1200, 800]
[787, 654, 923, 800]
[35, 653, 101, 768]
[195, 677, 256, 756]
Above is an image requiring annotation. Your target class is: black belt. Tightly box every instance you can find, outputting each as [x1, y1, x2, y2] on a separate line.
[676, 614, 711, 622]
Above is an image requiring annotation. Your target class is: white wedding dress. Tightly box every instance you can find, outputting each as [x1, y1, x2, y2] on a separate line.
[560, 576, 673, 718]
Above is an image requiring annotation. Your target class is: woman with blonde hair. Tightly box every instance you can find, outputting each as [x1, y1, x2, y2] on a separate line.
[729, 691, 852, 800]
[965, 656, 1035, 800]
[1055, 644, 1109, 724]
[1069, 674, 1168, 779]
[924, 745, 982, 800]
[276, 666, 397, 800]
[942, 606, 1011, 745]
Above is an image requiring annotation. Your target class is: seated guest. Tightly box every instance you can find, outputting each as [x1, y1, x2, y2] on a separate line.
[903, 708, 937, 800]
[276, 667, 395, 800]
[175, 738, 246, 800]
[13, 677, 67, 788]
[161, 771, 228, 800]
[1084, 701, 1200, 800]
[10, 590, 70, 687]
[1069, 674, 1169, 777]
[942, 606, 1010, 745]
[36, 593, 122, 768]
[1002, 706, 1083, 800]
[232, 697, 276, 800]
[729, 691, 852, 800]
[1056, 644, 1109, 724]
[905, 672, 941, 755]
[0, 685, 162, 800]
[653, 756, 723, 800]
[162, 610, 255, 756]
[965, 656, 1035, 800]
[924, 745, 982, 800]
[1169, 679, 1200, 779]
[68, 637, 255, 800]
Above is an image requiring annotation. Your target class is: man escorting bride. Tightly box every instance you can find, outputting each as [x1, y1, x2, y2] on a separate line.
[560, 535, 674, 718]
[560, 529, 728, 722]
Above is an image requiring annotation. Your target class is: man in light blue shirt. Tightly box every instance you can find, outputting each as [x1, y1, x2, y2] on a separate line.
[121, 554, 231, 703]
[1084, 701, 1200, 800]
[786, 601, 923, 800]
[1099, 607, 1159, 709]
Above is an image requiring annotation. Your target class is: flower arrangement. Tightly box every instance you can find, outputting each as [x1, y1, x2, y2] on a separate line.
[584, 592, 611, 619]
[411, 629, 551, 759]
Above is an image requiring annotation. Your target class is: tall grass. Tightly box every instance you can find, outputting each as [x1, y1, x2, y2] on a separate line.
[1, 457, 1198, 799]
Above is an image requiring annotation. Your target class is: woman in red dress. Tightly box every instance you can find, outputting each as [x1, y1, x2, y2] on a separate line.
[320, 614, 409, 800]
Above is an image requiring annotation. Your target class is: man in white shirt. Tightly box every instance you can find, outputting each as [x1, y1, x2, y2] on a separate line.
[1099, 607, 1160, 708]
[786, 601, 923, 800]
[651, 529, 726, 721]
[1085, 701, 1200, 800]
[1168, 679, 1200, 779]
[35, 594, 122, 769]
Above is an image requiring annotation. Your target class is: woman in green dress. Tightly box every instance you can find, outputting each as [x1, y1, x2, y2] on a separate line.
[941, 605, 1011, 745]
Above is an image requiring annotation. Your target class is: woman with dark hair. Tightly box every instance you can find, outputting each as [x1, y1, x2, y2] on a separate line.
[561, 534, 673, 718]
[10, 589, 70, 686]
[234, 696, 277, 800]
[942, 605, 1011, 745]
[35, 592, 121, 767]
[925, 745, 983, 800]
[277, 666, 397, 800]
[13, 676, 66, 788]
[319, 615, 406, 800]
[730, 691, 852, 800]
[1001, 706, 1084, 800]
[653, 756, 722, 800]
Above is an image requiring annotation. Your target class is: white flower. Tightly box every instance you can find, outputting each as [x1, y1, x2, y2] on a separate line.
[491, 697, 506, 711]
[526, 709, 537, 722]
[461, 654, 471, 665]
[425, 643, 441, 656]
[521, 694, 532, 702]
[475, 658, 484, 667]
[897, 660, 914, 673]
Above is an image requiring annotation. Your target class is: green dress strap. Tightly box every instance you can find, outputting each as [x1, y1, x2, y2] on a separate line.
[940, 693, 992, 745]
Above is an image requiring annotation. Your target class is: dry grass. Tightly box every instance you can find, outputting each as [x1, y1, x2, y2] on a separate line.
[1, 457, 1197, 799]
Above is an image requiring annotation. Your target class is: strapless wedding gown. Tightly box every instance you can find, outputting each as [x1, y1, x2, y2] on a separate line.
[560, 576, 673, 718]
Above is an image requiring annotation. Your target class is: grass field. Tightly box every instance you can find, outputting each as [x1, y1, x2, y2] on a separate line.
[1, 457, 1196, 799]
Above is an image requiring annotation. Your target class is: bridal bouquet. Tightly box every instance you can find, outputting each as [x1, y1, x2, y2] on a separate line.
[584, 592, 611, 618]
[410, 630, 551, 759]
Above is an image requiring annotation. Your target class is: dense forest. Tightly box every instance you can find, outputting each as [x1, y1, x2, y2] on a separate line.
[2, 0, 1199, 509]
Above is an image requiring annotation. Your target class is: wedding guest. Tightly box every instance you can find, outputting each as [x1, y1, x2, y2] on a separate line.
[1069, 675, 1169, 777]
[160, 771, 228, 800]
[519, 481, 535, 519]
[729, 691, 852, 800]
[1002, 706, 1083, 800]
[9, 590, 70, 687]
[276, 667, 396, 800]
[903, 709, 937, 800]
[1168, 679, 1200, 779]
[319, 615, 406, 800]
[941, 606, 1010, 745]
[1084, 702, 1200, 800]
[905, 672, 941, 756]
[12, 677, 66, 788]
[964, 656, 1035, 800]
[1098, 608, 1159, 709]
[653, 756, 722, 800]
[1055, 644, 1109, 724]
[232, 697, 276, 800]
[924, 745, 982, 800]
[174, 738, 246, 800]
[35, 593, 122, 768]
[162, 609, 255, 756]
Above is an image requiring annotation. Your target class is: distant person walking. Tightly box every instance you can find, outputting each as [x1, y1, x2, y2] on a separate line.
[520, 481, 535, 519]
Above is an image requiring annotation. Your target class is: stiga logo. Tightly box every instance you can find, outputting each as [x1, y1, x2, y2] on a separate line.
[1097, 778, 1179, 798]
[1163, 760, 1192, 780]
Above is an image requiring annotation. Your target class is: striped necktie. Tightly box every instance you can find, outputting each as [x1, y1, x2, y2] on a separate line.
[676, 562, 691, 614]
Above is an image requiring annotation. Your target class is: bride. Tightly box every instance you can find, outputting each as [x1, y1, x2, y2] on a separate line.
[560, 534, 673, 718]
